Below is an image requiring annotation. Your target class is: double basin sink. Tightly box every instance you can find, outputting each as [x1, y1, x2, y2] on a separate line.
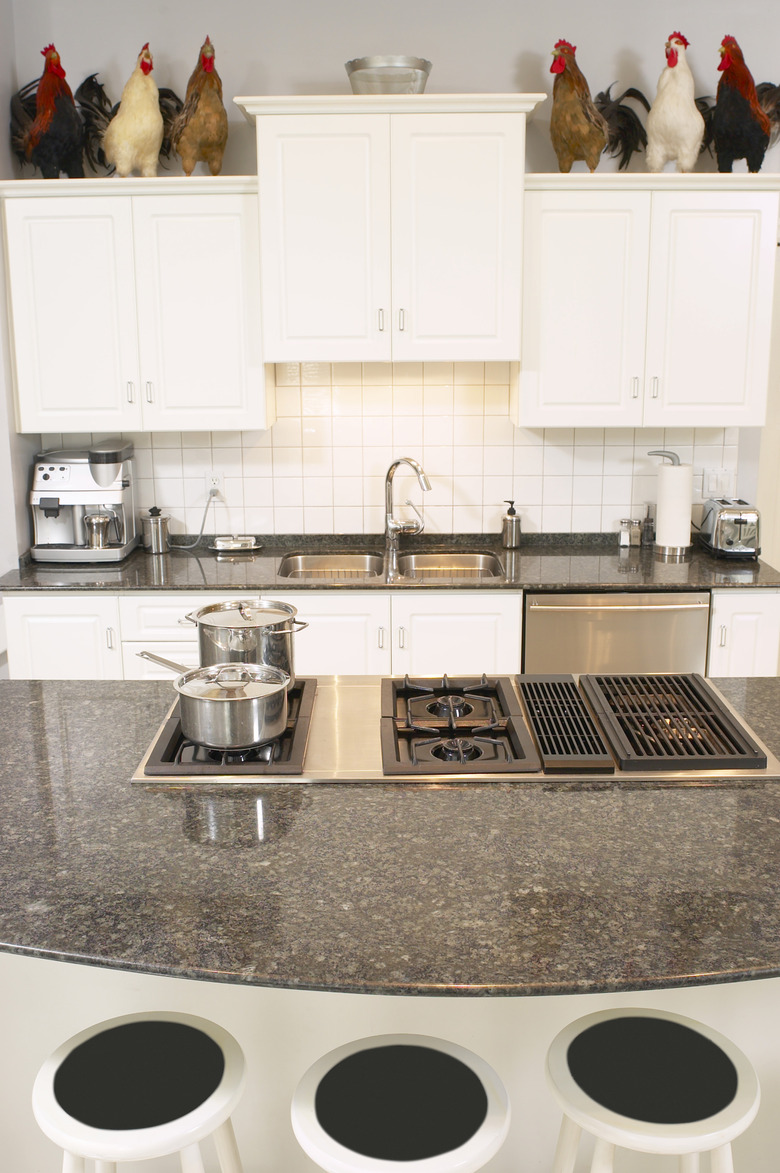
[277, 551, 504, 582]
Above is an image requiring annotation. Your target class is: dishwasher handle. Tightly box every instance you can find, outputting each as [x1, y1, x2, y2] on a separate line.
[528, 600, 709, 613]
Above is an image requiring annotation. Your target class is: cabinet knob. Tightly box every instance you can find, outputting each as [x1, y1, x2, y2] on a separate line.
[378, 309, 385, 332]
[398, 625, 407, 649]
[145, 381, 154, 404]
[631, 376, 639, 399]
[106, 627, 115, 650]
[398, 308, 406, 332]
[651, 376, 659, 399]
[719, 624, 728, 647]
[126, 382, 135, 404]
[377, 625, 386, 649]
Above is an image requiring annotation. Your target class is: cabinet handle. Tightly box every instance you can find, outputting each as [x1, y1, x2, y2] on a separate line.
[126, 381, 135, 404]
[378, 625, 386, 649]
[106, 627, 115, 650]
[631, 377, 639, 399]
[398, 308, 406, 332]
[651, 376, 659, 399]
[398, 625, 407, 649]
[378, 309, 385, 332]
[145, 381, 154, 404]
[719, 624, 728, 648]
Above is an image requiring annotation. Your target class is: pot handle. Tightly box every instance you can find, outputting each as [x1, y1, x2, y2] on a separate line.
[180, 612, 198, 625]
[137, 650, 191, 674]
[291, 619, 309, 632]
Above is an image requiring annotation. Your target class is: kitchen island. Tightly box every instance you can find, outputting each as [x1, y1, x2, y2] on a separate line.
[3, 675, 780, 1173]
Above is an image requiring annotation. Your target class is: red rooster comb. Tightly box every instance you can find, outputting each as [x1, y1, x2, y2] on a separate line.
[41, 43, 56, 57]
[721, 35, 739, 48]
[668, 32, 689, 47]
[553, 39, 576, 53]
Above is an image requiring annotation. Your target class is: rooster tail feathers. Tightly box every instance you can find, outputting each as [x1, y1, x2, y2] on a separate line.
[74, 73, 114, 170]
[9, 79, 37, 163]
[594, 83, 650, 169]
[757, 81, 780, 145]
[158, 86, 184, 160]
[695, 95, 716, 154]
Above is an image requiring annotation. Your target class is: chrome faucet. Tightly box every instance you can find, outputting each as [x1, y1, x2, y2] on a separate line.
[385, 457, 431, 554]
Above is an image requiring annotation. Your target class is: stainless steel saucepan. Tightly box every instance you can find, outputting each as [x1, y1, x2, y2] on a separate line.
[181, 598, 308, 686]
[138, 651, 290, 750]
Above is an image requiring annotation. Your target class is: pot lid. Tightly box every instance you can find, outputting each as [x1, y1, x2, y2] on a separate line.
[194, 601, 296, 629]
[176, 664, 289, 700]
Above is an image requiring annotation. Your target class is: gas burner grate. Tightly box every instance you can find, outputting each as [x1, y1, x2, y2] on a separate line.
[577, 673, 767, 771]
[516, 676, 614, 774]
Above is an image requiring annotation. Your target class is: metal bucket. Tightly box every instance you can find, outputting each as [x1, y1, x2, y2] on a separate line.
[183, 598, 308, 686]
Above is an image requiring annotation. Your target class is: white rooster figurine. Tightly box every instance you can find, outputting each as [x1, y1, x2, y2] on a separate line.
[646, 32, 705, 172]
[102, 43, 163, 177]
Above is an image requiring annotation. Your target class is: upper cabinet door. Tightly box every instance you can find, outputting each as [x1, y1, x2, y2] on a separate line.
[519, 190, 651, 426]
[256, 113, 392, 362]
[4, 196, 143, 432]
[132, 193, 269, 431]
[642, 191, 778, 427]
[390, 113, 525, 362]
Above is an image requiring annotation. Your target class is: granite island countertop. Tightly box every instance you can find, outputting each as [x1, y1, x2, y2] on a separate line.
[1, 675, 780, 995]
[1, 534, 779, 592]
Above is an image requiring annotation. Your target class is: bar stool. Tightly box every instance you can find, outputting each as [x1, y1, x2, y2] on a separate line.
[291, 1033, 510, 1173]
[545, 1007, 760, 1173]
[32, 1010, 246, 1173]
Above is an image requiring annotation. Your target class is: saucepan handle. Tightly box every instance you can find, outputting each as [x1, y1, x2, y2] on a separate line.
[136, 650, 190, 674]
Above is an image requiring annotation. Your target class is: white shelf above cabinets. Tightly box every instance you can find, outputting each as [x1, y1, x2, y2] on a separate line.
[237, 94, 544, 363]
[515, 179, 779, 429]
[1, 179, 275, 433]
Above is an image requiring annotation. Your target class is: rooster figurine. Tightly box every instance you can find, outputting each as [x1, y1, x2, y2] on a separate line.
[550, 39, 648, 172]
[171, 36, 228, 176]
[646, 32, 705, 172]
[10, 44, 85, 178]
[102, 43, 165, 177]
[711, 35, 771, 172]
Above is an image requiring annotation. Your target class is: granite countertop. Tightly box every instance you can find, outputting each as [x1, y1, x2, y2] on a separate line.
[1, 534, 778, 593]
[1, 675, 780, 995]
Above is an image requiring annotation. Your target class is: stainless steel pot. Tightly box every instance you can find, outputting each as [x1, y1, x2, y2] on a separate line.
[137, 652, 290, 750]
[182, 598, 308, 685]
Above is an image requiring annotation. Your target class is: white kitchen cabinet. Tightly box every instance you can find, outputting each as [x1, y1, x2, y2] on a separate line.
[243, 95, 540, 362]
[391, 592, 522, 676]
[707, 588, 780, 677]
[273, 592, 392, 675]
[2, 179, 274, 433]
[517, 180, 778, 428]
[3, 594, 122, 679]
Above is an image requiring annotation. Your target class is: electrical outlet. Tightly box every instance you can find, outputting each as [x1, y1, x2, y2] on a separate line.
[205, 471, 222, 495]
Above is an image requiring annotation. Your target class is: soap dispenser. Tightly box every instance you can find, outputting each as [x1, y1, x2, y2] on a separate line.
[501, 500, 522, 548]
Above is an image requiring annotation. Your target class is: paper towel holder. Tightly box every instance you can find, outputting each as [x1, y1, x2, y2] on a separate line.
[648, 449, 692, 561]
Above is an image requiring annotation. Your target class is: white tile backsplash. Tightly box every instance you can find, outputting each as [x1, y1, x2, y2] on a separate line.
[98, 363, 744, 538]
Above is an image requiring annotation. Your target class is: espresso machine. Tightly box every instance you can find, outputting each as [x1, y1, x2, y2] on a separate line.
[29, 439, 140, 563]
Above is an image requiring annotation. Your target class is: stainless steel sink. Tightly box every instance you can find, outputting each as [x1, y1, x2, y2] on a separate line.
[278, 553, 384, 580]
[396, 552, 504, 579]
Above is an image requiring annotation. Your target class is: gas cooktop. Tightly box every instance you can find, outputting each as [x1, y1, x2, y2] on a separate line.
[133, 673, 780, 786]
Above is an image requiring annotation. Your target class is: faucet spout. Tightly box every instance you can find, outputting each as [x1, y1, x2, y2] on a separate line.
[385, 457, 431, 553]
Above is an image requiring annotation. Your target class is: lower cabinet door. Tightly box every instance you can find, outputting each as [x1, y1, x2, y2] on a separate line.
[391, 592, 522, 676]
[707, 589, 780, 676]
[272, 592, 392, 675]
[4, 595, 122, 679]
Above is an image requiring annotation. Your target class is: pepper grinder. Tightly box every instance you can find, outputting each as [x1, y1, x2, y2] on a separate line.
[501, 500, 522, 548]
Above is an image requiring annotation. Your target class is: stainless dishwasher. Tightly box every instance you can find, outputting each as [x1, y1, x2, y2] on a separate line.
[523, 592, 711, 674]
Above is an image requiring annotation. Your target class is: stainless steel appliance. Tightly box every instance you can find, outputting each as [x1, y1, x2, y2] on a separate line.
[523, 592, 710, 675]
[30, 439, 140, 563]
[698, 498, 761, 559]
[133, 672, 780, 785]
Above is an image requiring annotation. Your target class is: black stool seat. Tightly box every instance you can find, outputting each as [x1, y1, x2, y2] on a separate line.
[566, 1015, 738, 1125]
[54, 1019, 226, 1130]
[292, 1033, 510, 1173]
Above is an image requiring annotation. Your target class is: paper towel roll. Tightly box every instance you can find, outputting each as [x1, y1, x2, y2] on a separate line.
[655, 462, 693, 550]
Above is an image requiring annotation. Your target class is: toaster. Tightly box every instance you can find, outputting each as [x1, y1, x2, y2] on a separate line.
[698, 497, 760, 559]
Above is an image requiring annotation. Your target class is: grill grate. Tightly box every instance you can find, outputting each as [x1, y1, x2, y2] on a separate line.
[578, 673, 767, 771]
[516, 675, 615, 773]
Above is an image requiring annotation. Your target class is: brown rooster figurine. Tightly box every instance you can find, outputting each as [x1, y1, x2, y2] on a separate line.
[10, 44, 85, 178]
[171, 36, 228, 176]
[549, 39, 608, 172]
[711, 35, 771, 172]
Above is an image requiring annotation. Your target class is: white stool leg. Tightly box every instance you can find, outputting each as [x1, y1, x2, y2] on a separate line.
[710, 1144, 735, 1173]
[552, 1114, 582, 1173]
[179, 1142, 207, 1173]
[214, 1118, 245, 1173]
[590, 1138, 615, 1173]
[62, 1155, 86, 1173]
[680, 1153, 700, 1173]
